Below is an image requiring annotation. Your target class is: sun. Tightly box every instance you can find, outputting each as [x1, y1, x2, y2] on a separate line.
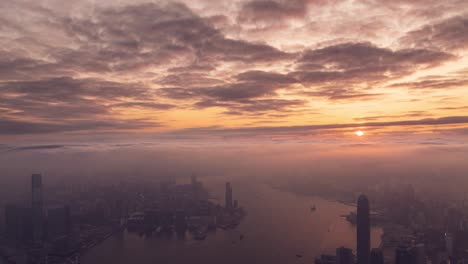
[355, 130, 365, 137]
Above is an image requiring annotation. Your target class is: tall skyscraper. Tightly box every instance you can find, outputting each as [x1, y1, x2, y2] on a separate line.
[370, 248, 384, 264]
[31, 173, 43, 243]
[225, 182, 233, 209]
[410, 244, 426, 264]
[336, 247, 353, 264]
[395, 245, 412, 264]
[357, 194, 370, 264]
[47, 205, 71, 240]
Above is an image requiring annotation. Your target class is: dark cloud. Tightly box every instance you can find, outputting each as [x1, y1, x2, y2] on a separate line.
[437, 106, 468, 111]
[201, 82, 280, 101]
[52, 3, 291, 74]
[10, 145, 66, 151]
[238, 0, 309, 23]
[0, 52, 60, 81]
[195, 98, 306, 115]
[389, 78, 468, 90]
[111, 102, 176, 110]
[236, 71, 296, 85]
[401, 16, 468, 51]
[1, 2, 292, 80]
[160, 73, 224, 87]
[172, 116, 468, 137]
[353, 111, 431, 121]
[159, 41, 455, 111]
[299, 86, 382, 101]
[0, 77, 152, 119]
[0, 118, 156, 135]
[159, 70, 296, 104]
[294, 42, 454, 83]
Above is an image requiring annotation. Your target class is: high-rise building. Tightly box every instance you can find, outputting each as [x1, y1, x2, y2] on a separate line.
[370, 248, 384, 264]
[5, 204, 33, 243]
[410, 244, 426, 264]
[395, 245, 412, 264]
[31, 173, 44, 243]
[336, 247, 353, 264]
[47, 205, 71, 240]
[191, 174, 197, 186]
[225, 182, 233, 210]
[357, 194, 370, 264]
[445, 232, 454, 257]
[315, 254, 337, 264]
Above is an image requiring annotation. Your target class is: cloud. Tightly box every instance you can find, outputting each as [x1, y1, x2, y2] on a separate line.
[10, 145, 66, 151]
[0, 77, 154, 119]
[294, 42, 454, 83]
[52, 2, 292, 74]
[195, 98, 306, 115]
[437, 106, 468, 111]
[111, 102, 176, 110]
[238, 0, 310, 23]
[389, 78, 468, 90]
[171, 116, 468, 137]
[299, 86, 382, 101]
[353, 111, 431, 121]
[0, 118, 157, 135]
[401, 15, 468, 51]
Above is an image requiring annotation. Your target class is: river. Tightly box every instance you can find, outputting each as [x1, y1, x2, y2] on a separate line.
[82, 179, 382, 264]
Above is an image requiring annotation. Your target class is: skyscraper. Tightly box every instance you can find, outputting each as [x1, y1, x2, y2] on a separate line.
[370, 248, 384, 264]
[225, 182, 233, 209]
[357, 194, 370, 264]
[31, 173, 43, 243]
[47, 205, 71, 240]
[336, 247, 353, 264]
[395, 245, 412, 264]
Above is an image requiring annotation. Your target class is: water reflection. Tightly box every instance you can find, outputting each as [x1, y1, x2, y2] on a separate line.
[82, 179, 382, 264]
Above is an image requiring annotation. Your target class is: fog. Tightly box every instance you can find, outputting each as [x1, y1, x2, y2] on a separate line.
[1, 141, 468, 203]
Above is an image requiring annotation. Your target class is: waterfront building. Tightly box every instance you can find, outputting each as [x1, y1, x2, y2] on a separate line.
[225, 182, 233, 210]
[336, 247, 353, 264]
[370, 248, 383, 264]
[410, 244, 426, 264]
[47, 205, 71, 240]
[5, 204, 33, 243]
[395, 245, 412, 264]
[32, 173, 44, 243]
[357, 194, 370, 264]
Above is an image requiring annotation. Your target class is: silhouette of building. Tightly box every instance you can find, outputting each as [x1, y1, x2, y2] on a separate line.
[191, 174, 197, 186]
[5, 204, 33, 243]
[175, 209, 187, 232]
[410, 244, 426, 264]
[31, 173, 44, 243]
[225, 182, 233, 209]
[316, 254, 337, 264]
[47, 205, 71, 240]
[336, 247, 353, 264]
[395, 245, 412, 264]
[370, 248, 384, 264]
[357, 194, 370, 264]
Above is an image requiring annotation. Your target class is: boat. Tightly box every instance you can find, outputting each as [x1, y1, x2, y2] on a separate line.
[311, 205, 316, 212]
[193, 226, 208, 240]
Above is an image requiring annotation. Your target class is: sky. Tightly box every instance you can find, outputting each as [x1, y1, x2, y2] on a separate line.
[1, 0, 468, 142]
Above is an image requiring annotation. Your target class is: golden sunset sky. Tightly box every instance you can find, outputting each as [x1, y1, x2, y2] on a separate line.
[1, 0, 468, 141]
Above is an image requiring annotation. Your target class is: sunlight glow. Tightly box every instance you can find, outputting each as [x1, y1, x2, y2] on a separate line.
[355, 130, 365, 137]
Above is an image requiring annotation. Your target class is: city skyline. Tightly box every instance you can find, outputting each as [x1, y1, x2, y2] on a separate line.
[1, 0, 468, 142]
[1, 1, 468, 264]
